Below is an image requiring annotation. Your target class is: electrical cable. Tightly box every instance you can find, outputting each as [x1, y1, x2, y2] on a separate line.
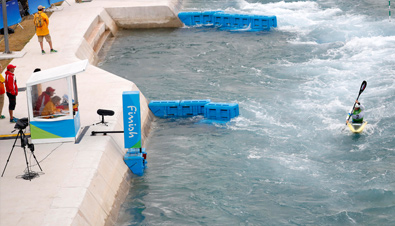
[28, 143, 63, 168]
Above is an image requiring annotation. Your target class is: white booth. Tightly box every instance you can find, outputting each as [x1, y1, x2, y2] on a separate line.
[26, 60, 89, 144]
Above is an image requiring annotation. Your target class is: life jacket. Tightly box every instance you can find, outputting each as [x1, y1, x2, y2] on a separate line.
[352, 108, 364, 123]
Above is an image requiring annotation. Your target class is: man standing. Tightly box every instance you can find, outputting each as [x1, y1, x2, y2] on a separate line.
[4, 64, 18, 123]
[34, 5, 57, 54]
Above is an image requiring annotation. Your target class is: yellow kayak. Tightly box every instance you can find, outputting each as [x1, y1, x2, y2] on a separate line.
[347, 121, 367, 133]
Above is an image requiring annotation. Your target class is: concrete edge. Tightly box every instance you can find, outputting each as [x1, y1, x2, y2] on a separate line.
[68, 3, 175, 226]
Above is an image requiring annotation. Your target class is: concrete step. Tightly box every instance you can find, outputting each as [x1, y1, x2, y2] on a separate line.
[93, 30, 111, 53]
[85, 21, 106, 50]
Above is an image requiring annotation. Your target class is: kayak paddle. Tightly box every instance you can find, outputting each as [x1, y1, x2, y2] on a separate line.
[346, 80, 367, 125]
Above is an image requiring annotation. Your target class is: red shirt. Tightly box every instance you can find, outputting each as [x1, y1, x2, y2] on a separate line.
[5, 71, 18, 96]
[34, 92, 51, 115]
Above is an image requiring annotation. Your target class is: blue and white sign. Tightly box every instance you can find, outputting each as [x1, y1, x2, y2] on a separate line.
[122, 91, 141, 149]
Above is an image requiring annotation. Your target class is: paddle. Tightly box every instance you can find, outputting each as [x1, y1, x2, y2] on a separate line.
[346, 80, 367, 125]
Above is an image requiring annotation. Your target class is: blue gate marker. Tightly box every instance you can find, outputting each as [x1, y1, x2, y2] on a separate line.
[122, 91, 141, 149]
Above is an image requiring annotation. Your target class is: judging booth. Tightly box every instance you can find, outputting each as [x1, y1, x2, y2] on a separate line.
[26, 60, 89, 144]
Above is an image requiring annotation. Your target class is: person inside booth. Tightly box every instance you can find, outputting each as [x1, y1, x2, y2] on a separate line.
[34, 86, 55, 116]
[41, 96, 64, 118]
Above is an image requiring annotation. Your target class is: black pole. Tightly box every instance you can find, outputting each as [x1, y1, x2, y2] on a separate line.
[2, 0, 11, 54]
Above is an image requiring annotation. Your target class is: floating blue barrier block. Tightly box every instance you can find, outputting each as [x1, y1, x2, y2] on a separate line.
[231, 14, 250, 29]
[193, 14, 202, 25]
[202, 13, 212, 24]
[178, 11, 277, 31]
[251, 16, 271, 30]
[202, 11, 222, 25]
[222, 14, 232, 27]
[178, 11, 224, 26]
[180, 99, 211, 116]
[232, 15, 241, 28]
[213, 14, 223, 26]
[240, 15, 252, 28]
[149, 100, 181, 117]
[272, 16, 278, 27]
[178, 12, 199, 26]
[124, 148, 147, 176]
[204, 102, 239, 121]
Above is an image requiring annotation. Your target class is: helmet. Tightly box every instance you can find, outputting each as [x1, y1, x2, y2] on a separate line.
[355, 104, 360, 108]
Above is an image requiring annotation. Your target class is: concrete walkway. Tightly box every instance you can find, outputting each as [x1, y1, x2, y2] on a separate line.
[0, 0, 182, 225]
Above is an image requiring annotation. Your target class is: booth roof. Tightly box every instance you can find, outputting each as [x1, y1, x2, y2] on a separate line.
[26, 60, 89, 86]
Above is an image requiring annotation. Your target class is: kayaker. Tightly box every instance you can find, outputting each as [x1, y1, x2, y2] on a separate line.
[347, 100, 365, 123]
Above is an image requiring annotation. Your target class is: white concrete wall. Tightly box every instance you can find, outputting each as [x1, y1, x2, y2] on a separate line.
[106, 5, 184, 28]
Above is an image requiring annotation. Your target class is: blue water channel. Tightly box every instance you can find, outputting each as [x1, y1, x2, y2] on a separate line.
[99, 0, 395, 225]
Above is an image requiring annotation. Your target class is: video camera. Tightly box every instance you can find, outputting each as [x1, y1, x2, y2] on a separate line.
[14, 118, 29, 130]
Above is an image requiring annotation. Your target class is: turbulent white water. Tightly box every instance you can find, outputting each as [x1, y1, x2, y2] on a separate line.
[99, 0, 395, 225]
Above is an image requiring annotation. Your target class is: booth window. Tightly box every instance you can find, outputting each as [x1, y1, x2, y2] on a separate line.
[30, 78, 72, 119]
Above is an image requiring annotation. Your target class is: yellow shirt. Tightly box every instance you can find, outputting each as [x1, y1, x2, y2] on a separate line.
[34, 11, 50, 36]
[0, 74, 5, 95]
[41, 101, 60, 116]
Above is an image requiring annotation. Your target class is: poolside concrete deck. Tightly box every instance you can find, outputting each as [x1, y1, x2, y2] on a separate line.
[0, 0, 182, 225]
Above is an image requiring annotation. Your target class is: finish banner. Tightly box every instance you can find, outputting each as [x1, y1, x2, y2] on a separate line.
[122, 91, 141, 149]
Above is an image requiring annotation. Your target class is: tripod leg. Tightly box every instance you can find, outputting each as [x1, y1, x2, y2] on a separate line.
[23, 146, 32, 181]
[1, 131, 21, 177]
[31, 152, 43, 171]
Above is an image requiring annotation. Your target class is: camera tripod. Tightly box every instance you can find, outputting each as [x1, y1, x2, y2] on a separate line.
[1, 129, 43, 181]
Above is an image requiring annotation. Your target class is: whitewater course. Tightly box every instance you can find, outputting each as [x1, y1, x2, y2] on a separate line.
[0, 0, 183, 225]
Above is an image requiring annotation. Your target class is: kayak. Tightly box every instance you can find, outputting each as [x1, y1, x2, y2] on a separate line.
[346, 107, 367, 133]
[347, 121, 368, 133]
[345, 80, 368, 134]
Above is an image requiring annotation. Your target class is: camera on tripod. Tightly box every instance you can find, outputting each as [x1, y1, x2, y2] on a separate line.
[14, 117, 29, 130]
[14, 118, 34, 151]
[1, 117, 42, 180]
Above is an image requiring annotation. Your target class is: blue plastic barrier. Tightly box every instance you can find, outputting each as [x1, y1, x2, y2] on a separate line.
[177, 12, 196, 26]
[269, 16, 277, 27]
[178, 11, 223, 26]
[251, 15, 272, 30]
[28, 0, 51, 15]
[178, 11, 277, 31]
[180, 99, 211, 116]
[148, 100, 181, 117]
[222, 14, 231, 27]
[204, 102, 239, 121]
[124, 148, 147, 176]
[213, 14, 223, 26]
[149, 99, 239, 121]
[0, 0, 22, 29]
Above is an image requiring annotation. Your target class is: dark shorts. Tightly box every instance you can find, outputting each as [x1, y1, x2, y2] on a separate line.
[6, 92, 16, 110]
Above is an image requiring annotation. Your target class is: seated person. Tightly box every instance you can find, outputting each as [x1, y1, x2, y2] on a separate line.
[41, 96, 62, 117]
[34, 87, 55, 116]
[350, 101, 365, 123]
[58, 94, 70, 110]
